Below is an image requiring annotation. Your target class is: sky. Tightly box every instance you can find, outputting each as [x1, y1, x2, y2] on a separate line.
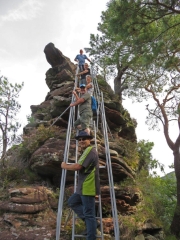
[0, 0, 177, 176]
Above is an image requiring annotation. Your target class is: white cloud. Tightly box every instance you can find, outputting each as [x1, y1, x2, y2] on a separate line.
[0, 0, 44, 23]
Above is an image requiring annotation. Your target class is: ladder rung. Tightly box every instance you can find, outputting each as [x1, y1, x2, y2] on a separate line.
[74, 234, 103, 238]
[99, 166, 106, 169]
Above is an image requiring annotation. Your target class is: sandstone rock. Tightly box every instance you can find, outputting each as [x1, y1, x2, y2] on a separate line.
[135, 234, 145, 240]
[44, 42, 75, 72]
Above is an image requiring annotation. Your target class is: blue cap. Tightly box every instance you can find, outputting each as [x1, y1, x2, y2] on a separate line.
[80, 84, 86, 88]
[75, 131, 93, 140]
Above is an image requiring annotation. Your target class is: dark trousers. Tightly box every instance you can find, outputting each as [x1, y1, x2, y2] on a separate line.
[68, 193, 96, 240]
[79, 64, 85, 72]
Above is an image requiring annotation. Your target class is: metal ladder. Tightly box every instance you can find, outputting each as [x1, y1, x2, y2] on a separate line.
[91, 66, 119, 239]
[55, 64, 120, 240]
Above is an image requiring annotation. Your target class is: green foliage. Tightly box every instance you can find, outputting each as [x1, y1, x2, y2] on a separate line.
[119, 171, 176, 237]
[89, 0, 180, 127]
[97, 77, 107, 86]
[20, 125, 61, 159]
[26, 114, 35, 124]
[122, 140, 139, 170]
[137, 140, 164, 174]
[23, 167, 41, 184]
[0, 75, 23, 166]
[88, 28, 130, 100]
[0, 167, 22, 189]
[136, 171, 176, 236]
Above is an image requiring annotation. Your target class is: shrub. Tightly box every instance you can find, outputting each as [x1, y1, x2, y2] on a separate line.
[19, 125, 61, 159]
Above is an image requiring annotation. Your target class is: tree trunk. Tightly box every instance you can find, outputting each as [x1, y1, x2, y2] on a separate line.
[113, 65, 128, 102]
[114, 76, 122, 100]
[171, 134, 180, 239]
[1, 133, 7, 167]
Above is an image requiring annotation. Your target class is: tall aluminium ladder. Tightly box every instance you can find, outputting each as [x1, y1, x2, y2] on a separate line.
[91, 65, 120, 239]
[56, 64, 120, 240]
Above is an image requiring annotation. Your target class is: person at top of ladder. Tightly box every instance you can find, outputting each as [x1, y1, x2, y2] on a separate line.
[61, 131, 100, 240]
[70, 84, 92, 135]
[74, 49, 92, 72]
[75, 75, 94, 96]
[76, 63, 90, 85]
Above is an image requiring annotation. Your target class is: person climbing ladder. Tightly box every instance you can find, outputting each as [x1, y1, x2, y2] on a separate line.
[70, 84, 92, 135]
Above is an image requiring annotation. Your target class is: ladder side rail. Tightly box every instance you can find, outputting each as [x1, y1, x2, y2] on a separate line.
[56, 104, 75, 240]
[91, 65, 101, 96]
[91, 65, 100, 102]
[97, 194, 104, 240]
[72, 85, 81, 239]
[64, 105, 76, 163]
[93, 120, 98, 151]
[56, 70, 79, 240]
[72, 130, 80, 239]
[94, 119, 104, 240]
[100, 97, 120, 240]
[91, 63, 113, 141]
[106, 119, 114, 141]
[100, 92, 120, 240]
[100, 102, 119, 239]
[72, 86, 82, 239]
[98, 101, 114, 142]
[72, 66, 80, 126]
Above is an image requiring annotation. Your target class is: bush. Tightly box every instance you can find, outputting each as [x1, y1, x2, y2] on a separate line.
[0, 167, 22, 189]
[19, 125, 61, 159]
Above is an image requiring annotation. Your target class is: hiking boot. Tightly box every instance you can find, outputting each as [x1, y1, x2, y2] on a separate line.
[80, 229, 87, 235]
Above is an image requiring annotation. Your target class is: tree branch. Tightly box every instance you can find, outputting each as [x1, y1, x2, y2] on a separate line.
[145, 85, 174, 150]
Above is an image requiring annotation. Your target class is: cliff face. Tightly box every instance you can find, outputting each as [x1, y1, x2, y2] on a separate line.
[0, 43, 164, 240]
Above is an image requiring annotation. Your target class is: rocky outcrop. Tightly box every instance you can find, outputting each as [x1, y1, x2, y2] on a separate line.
[0, 187, 57, 240]
[44, 42, 75, 70]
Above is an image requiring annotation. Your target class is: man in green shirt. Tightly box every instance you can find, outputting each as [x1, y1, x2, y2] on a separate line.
[61, 131, 100, 239]
[70, 84, 92, 134]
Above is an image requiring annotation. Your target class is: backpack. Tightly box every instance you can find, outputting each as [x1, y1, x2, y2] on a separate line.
[91, 96, 98, 113]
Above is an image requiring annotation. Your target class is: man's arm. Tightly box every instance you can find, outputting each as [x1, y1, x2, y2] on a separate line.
[61, 162, 83, 171]
[72, 90, 79, 101]
[75, 88, 81, 93]
[70, 97, 85, 107]
[86, 83, 92, 89]
[74, 55, 78, 62]
[77, 69, 89, 76]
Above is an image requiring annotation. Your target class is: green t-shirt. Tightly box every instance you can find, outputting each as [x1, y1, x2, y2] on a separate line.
[77, 146, 100, 196]
[79, 92, 91, 113]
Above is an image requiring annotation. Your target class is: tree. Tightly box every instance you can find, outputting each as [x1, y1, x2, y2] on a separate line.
[90, 0, 180, 237]
[137, 140, 164, 174]
[87, 19, 132, 101]
[136, 171, 176, 237]
[0, 76, 23, 167]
